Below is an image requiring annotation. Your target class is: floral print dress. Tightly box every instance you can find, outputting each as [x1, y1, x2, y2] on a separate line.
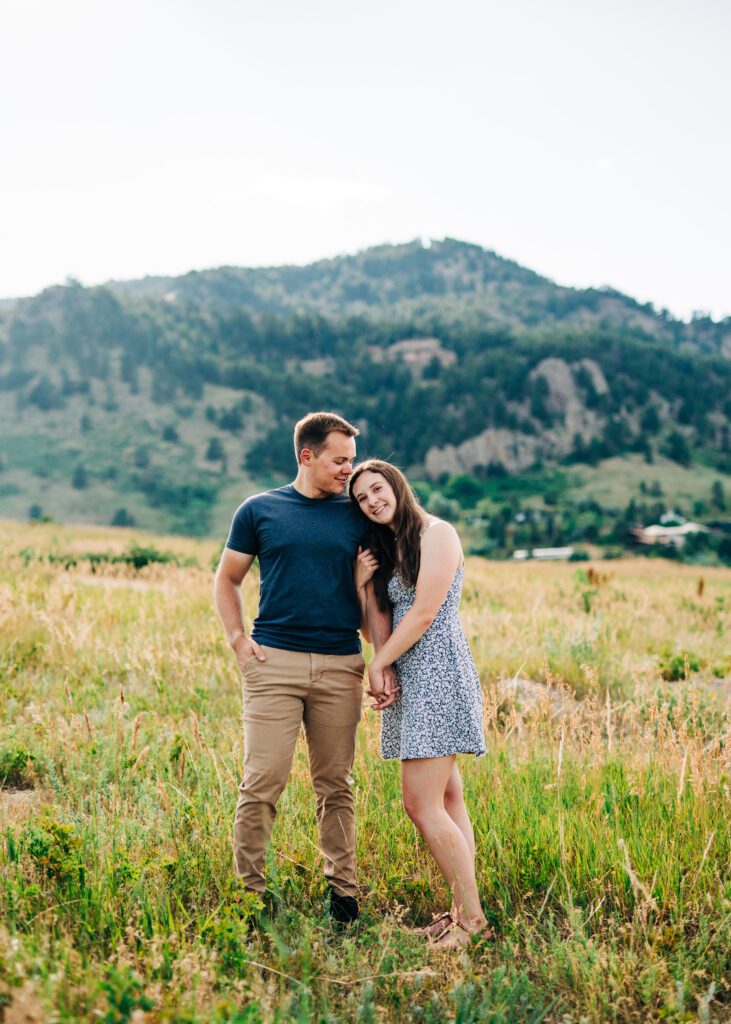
[381, 565, 486, 760]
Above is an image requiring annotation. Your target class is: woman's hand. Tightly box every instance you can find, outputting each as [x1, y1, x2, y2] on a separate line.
[355, 545, 379, 592]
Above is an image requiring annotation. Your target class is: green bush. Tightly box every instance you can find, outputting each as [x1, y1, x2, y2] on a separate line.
[111, 508, 135, 527]
[200, 893, 264, 972]
[443, 474, 486, 509]
[27, 543, 199, 572]
[23, 816, 82, 882]
[100, 965, 154, 1024]
[0, 746, 35, 788]
[660, 651, 701, 681]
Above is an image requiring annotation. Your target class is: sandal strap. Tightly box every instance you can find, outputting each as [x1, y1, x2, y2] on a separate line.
[429, 920, 494, 948]
[412, 911, 453, 937]
[451, 920, 494, 939]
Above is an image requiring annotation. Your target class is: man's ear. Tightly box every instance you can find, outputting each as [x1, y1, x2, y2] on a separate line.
[300, 447, 314, 466]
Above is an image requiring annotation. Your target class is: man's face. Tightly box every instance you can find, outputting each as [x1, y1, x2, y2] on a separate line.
[304, 432, 357, 496]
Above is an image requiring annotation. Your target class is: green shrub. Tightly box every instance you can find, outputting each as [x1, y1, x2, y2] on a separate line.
[23, 816, 82, 883]
[22, 543, 198, 572]
[200, 893, 264, 972]
[0, 746, 35, 788]
[100, 965, 154, 1024]
[660, 651, 701, 681]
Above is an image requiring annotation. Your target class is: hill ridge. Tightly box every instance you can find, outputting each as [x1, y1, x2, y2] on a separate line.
[0, 238, 730, 550]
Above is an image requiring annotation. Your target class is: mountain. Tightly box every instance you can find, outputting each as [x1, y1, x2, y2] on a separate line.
[105, 238, 730, 356]
[0, 239, 730, 545]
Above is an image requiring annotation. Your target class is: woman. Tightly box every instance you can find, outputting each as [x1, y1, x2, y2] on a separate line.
[349, 459, 489, 949]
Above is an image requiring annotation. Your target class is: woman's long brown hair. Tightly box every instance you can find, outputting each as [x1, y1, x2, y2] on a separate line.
[348, 459, 429, 612]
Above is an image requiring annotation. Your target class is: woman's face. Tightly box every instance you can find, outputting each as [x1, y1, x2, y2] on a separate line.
[352, 470, 398, 527]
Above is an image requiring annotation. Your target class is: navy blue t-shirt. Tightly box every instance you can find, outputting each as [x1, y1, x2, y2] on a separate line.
[225, 484, 368, 655]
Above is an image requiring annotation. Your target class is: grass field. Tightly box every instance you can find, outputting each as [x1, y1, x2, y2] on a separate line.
[563, 454, 731, 510]
[1, 519, 730, 1022]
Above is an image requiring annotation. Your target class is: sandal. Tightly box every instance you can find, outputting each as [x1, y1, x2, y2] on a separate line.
[429, 920, 494, 950]
[411, 912, 453, 939]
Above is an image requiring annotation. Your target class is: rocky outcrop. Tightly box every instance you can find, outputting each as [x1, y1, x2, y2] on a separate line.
[577, 358, 609, 395]
[424, 357, 605, 478]
[425, 428, 539, 477]
[369, 337, 457, 373]
[530, 357, 577, 412]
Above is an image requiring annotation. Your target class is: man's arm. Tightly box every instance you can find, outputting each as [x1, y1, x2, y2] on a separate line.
[213, 547, 267, 671]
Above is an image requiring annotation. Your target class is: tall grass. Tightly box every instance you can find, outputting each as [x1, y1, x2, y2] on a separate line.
[0, 519, 729, 1022]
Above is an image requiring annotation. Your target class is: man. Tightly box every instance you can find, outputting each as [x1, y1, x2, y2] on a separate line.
[214, 411, 395, 923]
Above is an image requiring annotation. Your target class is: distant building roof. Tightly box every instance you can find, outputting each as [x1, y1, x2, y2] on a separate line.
[630, 521, 709, 547]
[659, 511, 687, 526]
[642, 522, 708, 537]
[512, 546, 574, 560]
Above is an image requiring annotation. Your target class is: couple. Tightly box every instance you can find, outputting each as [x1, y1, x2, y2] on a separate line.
[214, 411, 488, 948]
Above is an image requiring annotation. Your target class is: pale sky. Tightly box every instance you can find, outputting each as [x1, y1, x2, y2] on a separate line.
[1, 0, 729, 320]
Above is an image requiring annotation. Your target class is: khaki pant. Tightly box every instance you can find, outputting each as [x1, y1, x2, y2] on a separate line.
[234, 645, 365, 896]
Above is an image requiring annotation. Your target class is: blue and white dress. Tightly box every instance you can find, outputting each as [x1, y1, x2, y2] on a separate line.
[381, 564, 486, 760]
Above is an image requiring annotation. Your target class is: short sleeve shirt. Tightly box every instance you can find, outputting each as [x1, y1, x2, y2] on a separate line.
[225, 484, 368, 655]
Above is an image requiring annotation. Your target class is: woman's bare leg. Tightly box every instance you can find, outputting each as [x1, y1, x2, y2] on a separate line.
[443, 761, 477, 918]
[401, 755, 486, 930]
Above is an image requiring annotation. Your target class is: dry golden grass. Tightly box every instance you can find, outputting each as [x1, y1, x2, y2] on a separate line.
[1, 518, 730, 1023]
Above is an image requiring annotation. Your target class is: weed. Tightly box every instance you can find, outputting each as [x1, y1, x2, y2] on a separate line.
[573, 567, 599, 613]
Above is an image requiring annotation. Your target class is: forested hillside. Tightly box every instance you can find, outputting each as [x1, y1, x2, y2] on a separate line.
[1, 240, 730, 558]
[103, 239, 731, 358]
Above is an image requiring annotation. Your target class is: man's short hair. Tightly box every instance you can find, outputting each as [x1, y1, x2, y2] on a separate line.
[294, 411, 359, 463]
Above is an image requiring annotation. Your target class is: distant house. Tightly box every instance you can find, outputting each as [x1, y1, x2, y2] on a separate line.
[512, 546, 575, 561]
[659, 510, 687, 526]
[630, 522, 709, 548]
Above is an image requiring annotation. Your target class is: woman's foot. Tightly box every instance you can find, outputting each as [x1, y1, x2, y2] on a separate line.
[411, 912, 452, 939]
[429, 920, 493, 950]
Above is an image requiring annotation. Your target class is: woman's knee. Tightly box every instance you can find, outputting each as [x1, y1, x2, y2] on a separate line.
[402, 787, 424, 825]
[444, 767, 463, 807]
[403, 787, 441, 829]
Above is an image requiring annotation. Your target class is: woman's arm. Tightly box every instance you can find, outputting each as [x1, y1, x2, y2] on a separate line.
[357, 585, 371, 643]
[354, 546, 399, 709]
[370, 521, 462, 672]
[355, 546, 379, 642]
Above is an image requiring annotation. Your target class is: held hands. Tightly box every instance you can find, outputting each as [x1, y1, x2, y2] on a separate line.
[355, 546, 379, 591]
[367, 661, 399, 711]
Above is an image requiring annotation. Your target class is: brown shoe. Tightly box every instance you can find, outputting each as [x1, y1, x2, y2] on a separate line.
[411, 912, 453, 939]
